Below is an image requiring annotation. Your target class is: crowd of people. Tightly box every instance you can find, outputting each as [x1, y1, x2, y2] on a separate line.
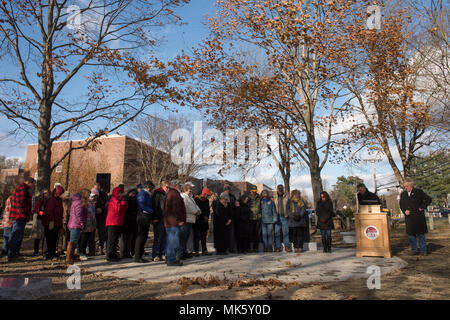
[1, 176, 432, 265]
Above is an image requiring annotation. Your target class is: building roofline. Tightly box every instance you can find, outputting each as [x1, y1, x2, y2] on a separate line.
[26, 134, 127, 146]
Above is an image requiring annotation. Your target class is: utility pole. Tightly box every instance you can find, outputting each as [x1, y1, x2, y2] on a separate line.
[364, 158, 381, 194]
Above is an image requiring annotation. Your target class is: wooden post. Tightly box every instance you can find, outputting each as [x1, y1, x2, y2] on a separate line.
[346, 217, 351, 230]
[448, 214, 450, 226]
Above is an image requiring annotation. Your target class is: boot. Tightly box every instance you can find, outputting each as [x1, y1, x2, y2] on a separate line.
[322, 238, 327, 253]
[66, 242, 74, 265]
[327, 238, 332, 253]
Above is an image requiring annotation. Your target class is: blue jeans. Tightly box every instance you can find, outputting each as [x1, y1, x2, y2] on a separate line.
[8, 220, 26, 258]
[165, 226, 180, 263]
[320, 229, 331, 241]
[2, 227, 12, 255]
[152, 220, 166, 258]
[261, 223, 273, 249]
[69, 228, 82, 244]
[274, 216, 290, 249]
[408, 234, 427, 253]
[177, 223, 192, 258]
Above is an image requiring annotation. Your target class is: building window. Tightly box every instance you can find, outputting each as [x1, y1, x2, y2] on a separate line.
[56, 165, 62, 173]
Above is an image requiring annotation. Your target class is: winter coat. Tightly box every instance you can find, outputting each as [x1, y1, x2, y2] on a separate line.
[358, 191, 381, 205]
[213, 201, 231, 250]
[30, 197, 46, 239]
[399, 188, 432, 235]
[83, 202, 97, 233]
[151, 188, 166, 222]
[1, 196, 12, 228]
[42, 186, 65, 227]
[248, 193, 261, 220]
[316, 200, 334, 230]
[163, 187, 186, 228]
[181, 192, 201, 224]
[194, 196, 211, 229]
[123, 192, 138, 233]
[10, 182, 32, 222]
[235, 202, 252, 236]
[137, 189, 153, 214]
[288, 199, 308, 228]
[106, 187, 128, 227]
[95, 190, 108, 218]
[68, 193, 88, 230]
[273, 193, 290, 218]
[261, 198, 277, 224]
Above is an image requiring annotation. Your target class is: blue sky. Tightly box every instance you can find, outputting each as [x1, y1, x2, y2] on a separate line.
[0, 0, 401, 198]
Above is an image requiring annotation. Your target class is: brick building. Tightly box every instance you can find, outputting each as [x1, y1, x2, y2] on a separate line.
[24, 135, 176, 194]
[0, 168, 24, 184]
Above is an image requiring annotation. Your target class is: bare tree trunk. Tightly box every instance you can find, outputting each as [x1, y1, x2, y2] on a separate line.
[37, 101, 52, 191]
[307, 138, 323, 208]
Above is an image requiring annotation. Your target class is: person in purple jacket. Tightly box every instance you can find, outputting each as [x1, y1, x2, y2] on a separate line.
[66, 189, 89, 264]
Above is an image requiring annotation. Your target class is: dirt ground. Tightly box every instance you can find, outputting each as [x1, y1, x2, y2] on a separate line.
[0, 219, 449, 300]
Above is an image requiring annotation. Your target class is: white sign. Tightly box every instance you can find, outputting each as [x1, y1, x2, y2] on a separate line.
[364, 225, 379, 240]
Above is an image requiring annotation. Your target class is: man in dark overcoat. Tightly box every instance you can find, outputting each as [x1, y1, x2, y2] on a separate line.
[399, 178, 432, 256]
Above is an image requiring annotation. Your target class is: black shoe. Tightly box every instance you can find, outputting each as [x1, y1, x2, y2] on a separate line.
[107, 256, 120, 262]
[410, 251, 419, 256]
[183, 253, 193, 259]
[167, 260, 183, 266]
[135, 258, 150, 263]
[44, 254, 54, 260]
[202, 251, 212, 256]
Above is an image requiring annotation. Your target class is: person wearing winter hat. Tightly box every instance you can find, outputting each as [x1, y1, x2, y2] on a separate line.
[193, 188, 213, 256]
[66, 189, 90, 264]
[106, 186, 128, 262]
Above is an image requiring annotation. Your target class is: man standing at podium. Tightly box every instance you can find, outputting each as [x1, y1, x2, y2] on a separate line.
[356, 183, 381, 205]
[399, 178, 432, 256]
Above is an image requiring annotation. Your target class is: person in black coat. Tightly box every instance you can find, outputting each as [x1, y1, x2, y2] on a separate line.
[235, 195, 252, 254]
[213, 194, 232, 254]
[193, 188, 213, 256]
[120, 189, 138, 258]
[357, 183, 381, 205]
[316, 191, 334, 253]
[151, 181, 168, 261]
[399, 178, 432, 256]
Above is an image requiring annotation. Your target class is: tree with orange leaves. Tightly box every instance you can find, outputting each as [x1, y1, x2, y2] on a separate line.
[174, 0, 358, 204]
[341, 3, 439, 185]
[0, 0, 189, 191]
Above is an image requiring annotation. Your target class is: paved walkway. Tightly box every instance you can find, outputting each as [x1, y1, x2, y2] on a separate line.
[77, 247, 407, 284]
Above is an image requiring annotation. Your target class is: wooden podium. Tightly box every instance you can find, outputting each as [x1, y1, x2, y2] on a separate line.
[355, 205, 392, 258]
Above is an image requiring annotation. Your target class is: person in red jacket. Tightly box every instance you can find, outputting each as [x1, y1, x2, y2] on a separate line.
[42, 185, 65, 260]
[106, 186, 128, 262]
